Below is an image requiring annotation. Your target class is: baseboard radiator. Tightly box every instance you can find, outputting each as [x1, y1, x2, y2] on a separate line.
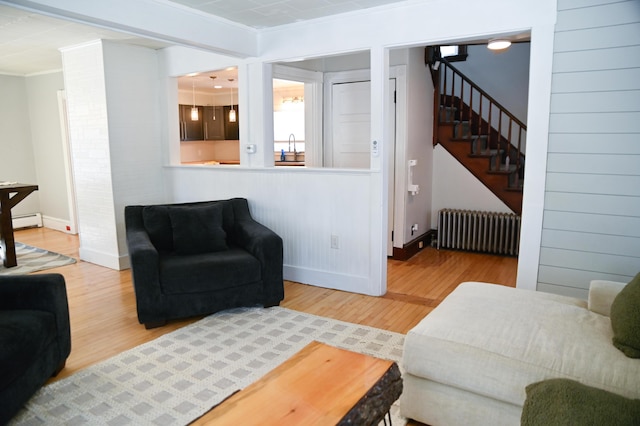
[12, 213, 43, 230]
[437, 209, 521, 256]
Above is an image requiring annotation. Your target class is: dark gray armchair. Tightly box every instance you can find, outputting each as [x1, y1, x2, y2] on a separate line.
[0, 273, 71, 424]
[125, 198, 284, 329]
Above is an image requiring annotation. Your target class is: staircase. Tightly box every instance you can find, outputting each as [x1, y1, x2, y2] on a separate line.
[432, 57, 526, 214]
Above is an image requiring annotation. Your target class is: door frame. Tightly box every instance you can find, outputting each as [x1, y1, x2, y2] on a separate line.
[324, 66, 406, 255]
[57, 90, 78, 234]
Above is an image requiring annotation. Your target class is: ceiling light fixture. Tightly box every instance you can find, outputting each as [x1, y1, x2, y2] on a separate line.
[228, 78, 236, 123]
[190, 81, 199, 121]
[487, 39, 511, 51]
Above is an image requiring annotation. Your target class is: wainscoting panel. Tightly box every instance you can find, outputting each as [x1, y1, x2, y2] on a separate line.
[165, 166, 379, 294]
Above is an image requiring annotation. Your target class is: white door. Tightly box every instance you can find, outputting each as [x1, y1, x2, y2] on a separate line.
[331, 81, 371, 168]
[330, 79, 397, 255]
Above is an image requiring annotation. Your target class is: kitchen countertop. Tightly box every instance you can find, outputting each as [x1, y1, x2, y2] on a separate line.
[275, 161, 305, 166]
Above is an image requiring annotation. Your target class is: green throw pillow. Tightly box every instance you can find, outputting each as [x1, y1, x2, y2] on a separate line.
[168, 204, 228, 255]
[610, 271, 640, 358]
[522, 379, 640, 426]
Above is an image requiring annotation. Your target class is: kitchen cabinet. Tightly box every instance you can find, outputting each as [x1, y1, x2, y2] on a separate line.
[179, 104, 204, 141]
[223, 105, 239, 140]
[203, 106, 225, 140]
[179, 104, 239, 141]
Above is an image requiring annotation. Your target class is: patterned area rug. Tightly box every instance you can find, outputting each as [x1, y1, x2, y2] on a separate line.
[0, 243, 76, 275]
[11, 306, 407, 425]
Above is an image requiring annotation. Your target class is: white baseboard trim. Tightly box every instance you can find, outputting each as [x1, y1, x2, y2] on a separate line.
[42, 216, 76, 234]
[283, 265, 378, 296]
[79, 246, 130, 271]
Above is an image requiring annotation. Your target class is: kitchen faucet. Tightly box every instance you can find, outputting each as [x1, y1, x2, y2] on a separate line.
[288, 133, 296, 153]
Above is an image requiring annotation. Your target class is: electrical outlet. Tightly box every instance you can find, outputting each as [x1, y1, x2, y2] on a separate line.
[331, 234, 339, 249]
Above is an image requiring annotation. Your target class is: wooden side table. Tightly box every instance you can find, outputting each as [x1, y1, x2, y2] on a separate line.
[0, 183, 38, 267]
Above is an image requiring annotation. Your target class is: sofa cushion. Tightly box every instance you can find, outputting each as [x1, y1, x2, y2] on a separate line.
[610, 272, 640, 358]
[142, 205, 175, 252]
[403, 282, 640, 407]
[522, 378, 640, 426]
[168, 204, 228, 255]
[159, 248, 261, 295]
[0, 310, 56, 389]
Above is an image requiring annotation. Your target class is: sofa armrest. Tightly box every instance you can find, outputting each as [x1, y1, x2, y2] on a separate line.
[125, 206, 162, 324]
[588, 280, 627, 317]
[230, 199, 284, 305]
[234, 219, 284, 299]
[0, 274, 71, 361]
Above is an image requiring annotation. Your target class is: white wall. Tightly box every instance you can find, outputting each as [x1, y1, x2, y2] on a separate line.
[0, 74, 40, 216]
[61, 41, 118, 268]
[164, 166, 378, 294]
[396, 47, 434, 245]
[102, 41, 165, 259]
[62, 40, 164, 270]
[537, 0, 640, 298]
[431, 145, 512, 228]
[25, 72, 69, 227]
[454, 43, 530, 124]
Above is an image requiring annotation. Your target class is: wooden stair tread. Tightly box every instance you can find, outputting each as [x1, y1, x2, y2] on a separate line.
[487, 164, 519, 174]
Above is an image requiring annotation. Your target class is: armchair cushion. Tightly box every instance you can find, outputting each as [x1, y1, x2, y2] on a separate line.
[160, 248, 261, 294]
[168, 204, 228, 255]
[142, 205, 175, 252]
[610, 272, 640, 358]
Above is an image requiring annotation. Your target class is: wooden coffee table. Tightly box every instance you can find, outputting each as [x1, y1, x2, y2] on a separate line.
[191, 340, 402, 425]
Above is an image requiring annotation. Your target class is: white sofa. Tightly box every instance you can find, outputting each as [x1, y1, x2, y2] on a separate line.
[400, 280, 640, 426]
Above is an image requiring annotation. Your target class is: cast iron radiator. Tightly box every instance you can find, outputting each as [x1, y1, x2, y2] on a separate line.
[437, 209, 521, 256]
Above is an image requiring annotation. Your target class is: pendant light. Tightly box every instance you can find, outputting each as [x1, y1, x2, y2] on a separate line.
[210, 75, 217, 120]
[228, 78, 236, 123]
[190, 80, 199, 121]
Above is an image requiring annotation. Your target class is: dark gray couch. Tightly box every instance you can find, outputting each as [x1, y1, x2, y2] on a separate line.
[125, 198, 284, 328]
[0, 273, 71, 424]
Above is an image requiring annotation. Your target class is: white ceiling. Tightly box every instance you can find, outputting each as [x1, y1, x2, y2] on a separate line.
[167, 0, 408, 29]
[0, 0, 407, 76]
[0, 5, 169, 75]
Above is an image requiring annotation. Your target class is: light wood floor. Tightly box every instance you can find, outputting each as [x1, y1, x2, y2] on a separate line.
[14, 227, 517, 386]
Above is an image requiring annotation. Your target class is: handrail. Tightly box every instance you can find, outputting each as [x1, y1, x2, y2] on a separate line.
[441, 57, 526, 131]
[435, 56, 527, 189]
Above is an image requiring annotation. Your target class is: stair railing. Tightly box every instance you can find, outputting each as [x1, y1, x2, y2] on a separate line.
[435, 57, 527, 180]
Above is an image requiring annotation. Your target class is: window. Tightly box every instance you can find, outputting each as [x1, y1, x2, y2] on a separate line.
[177, 68, 240, 165]
[440, 45, 468, 62]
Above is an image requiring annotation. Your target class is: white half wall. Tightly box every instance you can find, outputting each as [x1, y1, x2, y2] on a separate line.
[164, 166, 379, 295]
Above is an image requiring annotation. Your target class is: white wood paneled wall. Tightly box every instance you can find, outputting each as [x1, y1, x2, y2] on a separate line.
[165, 166, 378, 295]
[538, 0, 640, 298]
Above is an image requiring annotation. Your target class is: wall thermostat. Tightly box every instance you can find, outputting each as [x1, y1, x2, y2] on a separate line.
[372, 140, 379, 157]
[245, 144, 257, 154]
